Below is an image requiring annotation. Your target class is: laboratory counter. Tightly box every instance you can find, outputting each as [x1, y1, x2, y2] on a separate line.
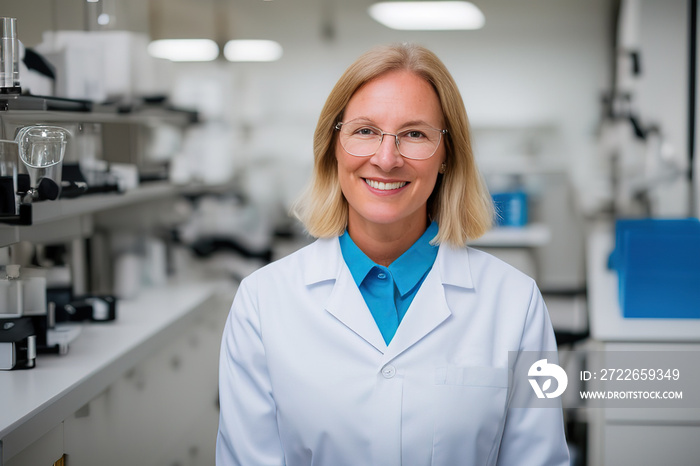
[0, 273, 235, 466]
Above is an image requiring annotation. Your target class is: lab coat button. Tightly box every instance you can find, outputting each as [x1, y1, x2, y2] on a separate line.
[382, 365, 396, 378]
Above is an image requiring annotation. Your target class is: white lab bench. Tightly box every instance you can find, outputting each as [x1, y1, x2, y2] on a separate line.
[470, 223, 552, 248]
[0, 275, 234, 466]
[470, 223, 551, 286]
[585, 223, 700, 466]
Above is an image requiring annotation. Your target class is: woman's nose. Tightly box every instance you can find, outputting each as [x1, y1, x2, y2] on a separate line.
[370, 134, 404, 171]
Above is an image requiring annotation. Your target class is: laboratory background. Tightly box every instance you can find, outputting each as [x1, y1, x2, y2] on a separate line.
[0, 0, 699, 465]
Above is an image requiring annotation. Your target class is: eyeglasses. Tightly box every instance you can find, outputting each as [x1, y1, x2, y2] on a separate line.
[335, 119, 447, 160]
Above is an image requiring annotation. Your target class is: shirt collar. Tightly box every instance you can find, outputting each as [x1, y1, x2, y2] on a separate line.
[339, 222, 440, 296]
[338, 229, 378, 287]
[391, 221, 439, 295]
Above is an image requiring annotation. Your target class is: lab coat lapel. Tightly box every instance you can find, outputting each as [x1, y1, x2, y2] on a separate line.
[382, 244, 473, 363]
[305, 238, 387, 353]
[325, 265, 388, 353]
[382, 267, 450, 363]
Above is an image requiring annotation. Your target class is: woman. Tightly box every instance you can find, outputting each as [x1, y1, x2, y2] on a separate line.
[217, 43, 569, 465]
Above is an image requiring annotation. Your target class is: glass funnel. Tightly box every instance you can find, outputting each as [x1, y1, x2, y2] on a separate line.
[15, 125, 69, 197]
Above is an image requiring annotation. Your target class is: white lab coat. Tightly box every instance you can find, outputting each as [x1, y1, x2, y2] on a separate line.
[217, 237, 569, 466]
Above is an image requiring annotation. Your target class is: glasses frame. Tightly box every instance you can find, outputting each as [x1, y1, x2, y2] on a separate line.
[334, 120, 448, 160]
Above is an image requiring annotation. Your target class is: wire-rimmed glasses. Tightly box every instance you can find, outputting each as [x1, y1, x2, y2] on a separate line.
[335, 119, 447, 160]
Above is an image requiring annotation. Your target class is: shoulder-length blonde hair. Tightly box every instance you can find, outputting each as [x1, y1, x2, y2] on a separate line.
[293, 43, 493, 247]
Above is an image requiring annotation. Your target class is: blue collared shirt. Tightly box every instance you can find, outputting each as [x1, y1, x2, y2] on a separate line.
[339, 222, 439, 345]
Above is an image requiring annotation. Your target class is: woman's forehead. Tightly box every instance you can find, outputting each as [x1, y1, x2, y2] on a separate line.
[343, 71, 444, 127]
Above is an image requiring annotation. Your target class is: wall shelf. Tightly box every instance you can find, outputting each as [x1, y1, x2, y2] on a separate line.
[0, 183, 179, 248]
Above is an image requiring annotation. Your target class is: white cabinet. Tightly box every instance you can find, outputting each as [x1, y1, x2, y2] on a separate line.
[583, 342, 700, 466]
[60, 294, 228, 466]
[598, 424, 700, 465]
[0, 275, 234, 466]
[4, 425, 63, 466]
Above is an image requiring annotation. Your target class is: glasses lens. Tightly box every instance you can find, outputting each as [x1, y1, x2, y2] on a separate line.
[338, 121, 442, 159]
[396, 127, 442, 160]
[338, 122, 382, 157]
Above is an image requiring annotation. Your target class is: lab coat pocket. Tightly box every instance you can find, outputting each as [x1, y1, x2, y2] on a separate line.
[431, 366, 509, 466]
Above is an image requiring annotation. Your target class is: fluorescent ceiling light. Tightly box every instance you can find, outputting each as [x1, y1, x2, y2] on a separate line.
[369, 1, 485, 30]
[147, 39, 219, 62]
[224, 40, 283, 62]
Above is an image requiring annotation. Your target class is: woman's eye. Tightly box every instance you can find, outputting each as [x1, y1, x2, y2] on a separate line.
[405, 130, 426, 139]
[354, 127, 379, 136]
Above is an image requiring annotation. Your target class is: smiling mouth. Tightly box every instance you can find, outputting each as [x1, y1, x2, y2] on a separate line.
[364, 179, 408, 191]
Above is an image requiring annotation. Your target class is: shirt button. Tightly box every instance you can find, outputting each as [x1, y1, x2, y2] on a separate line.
[377, 272, 387, 279]
[382, 365, 396, 379]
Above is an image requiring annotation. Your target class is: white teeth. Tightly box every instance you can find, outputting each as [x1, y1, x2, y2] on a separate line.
[365, 179, 407, 191]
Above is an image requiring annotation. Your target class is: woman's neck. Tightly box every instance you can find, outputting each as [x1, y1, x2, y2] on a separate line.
[347, 216, 428, 267]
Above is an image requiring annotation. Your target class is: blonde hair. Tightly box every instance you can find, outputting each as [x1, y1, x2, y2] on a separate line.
[293, 43, 493, 247]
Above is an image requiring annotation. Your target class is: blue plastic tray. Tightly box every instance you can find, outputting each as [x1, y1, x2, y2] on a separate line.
[611, 218, 700, 319]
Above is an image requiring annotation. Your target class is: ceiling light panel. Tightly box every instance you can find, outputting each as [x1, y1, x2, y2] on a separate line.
[147, 39, 219, 62]
[369, 1, 485, 31]
[224, 40, 283, 62]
